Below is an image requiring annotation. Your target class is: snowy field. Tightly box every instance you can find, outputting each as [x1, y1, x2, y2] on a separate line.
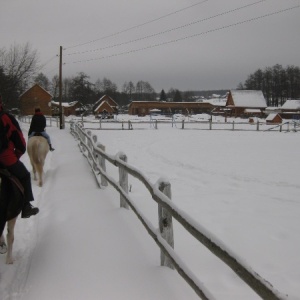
[0, 114, 300, 300]
[84, 115, 300, 299]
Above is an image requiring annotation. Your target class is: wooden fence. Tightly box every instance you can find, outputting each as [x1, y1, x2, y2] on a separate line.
[70, 120, 287, 300]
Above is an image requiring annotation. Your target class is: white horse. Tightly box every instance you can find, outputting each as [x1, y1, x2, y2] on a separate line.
[27, 136, 49, 187]
[0, 170, 24, 264]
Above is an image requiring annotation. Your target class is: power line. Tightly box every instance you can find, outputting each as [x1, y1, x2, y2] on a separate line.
[65, 0, 209, 50]
[66, 0, 267, 57]
[39, 55, 58, 71]
[66, 5, 299, 65]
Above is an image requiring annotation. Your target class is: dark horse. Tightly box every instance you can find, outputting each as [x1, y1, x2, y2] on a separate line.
[0, 168, 24, 264]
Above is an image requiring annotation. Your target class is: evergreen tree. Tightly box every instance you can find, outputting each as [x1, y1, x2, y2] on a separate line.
[159, 89, 166, 101]
[242, 64, 300, 106]
[173, 89, 182, 102]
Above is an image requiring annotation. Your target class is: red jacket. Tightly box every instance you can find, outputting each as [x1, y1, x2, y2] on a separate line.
[0, 112, 26, 166]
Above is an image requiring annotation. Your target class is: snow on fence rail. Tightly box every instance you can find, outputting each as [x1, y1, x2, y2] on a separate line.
[70, 120, 286, 300]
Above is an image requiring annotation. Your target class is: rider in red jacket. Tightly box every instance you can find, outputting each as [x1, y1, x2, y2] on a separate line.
[0, 94, 39, 218]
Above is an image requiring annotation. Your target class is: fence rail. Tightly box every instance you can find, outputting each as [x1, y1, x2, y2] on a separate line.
[70, 120, 286, 300]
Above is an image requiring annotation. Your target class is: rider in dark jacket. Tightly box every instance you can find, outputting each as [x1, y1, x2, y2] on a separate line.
[0, 94, 39, 218]
[28, 107, 54, 151]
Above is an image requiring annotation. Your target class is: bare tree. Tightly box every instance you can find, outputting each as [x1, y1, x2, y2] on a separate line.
[34, 72, 50, 91]
[122, 81, 135, 100]
[50, 75, 59, 100]
[0, 42, 39, 107]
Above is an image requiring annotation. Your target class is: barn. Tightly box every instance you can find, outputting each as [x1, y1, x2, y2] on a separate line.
[93, 95, 118, 117]
[226, 90, 267, 117]
[19, 84, 52, 116]
[51, 101, 82, 116]
[279, 100, 300, 119]
[128, 101, 214, 116]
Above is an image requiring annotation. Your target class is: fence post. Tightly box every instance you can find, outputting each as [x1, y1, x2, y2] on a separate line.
[209, 119, 212, 130]
[256, 120, 259, 131]
[97, 143, 108, 187]
[118, 152, 129, 209]
[158, 180, 174, 269]
[155, 120, 158, 129]
[182, 120, 184, 129]
[232, 121, 235, 131]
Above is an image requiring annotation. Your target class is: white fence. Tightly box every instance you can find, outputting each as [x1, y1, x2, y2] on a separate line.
[70, 120, 287, 300]
[74, 117, 300, 132]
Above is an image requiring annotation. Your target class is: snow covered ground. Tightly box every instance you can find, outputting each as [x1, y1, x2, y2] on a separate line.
[0, 114, 300, 300]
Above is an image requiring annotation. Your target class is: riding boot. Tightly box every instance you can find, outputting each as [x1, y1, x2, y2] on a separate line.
[49, 144, 55, 151]
[21, 202, 39, 218]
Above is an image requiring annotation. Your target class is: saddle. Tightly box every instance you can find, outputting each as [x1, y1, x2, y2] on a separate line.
[0, 169, 25, 237]
[33, 132, 43, 137]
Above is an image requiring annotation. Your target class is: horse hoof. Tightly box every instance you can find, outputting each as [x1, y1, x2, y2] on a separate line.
[6, 258, 13, 264]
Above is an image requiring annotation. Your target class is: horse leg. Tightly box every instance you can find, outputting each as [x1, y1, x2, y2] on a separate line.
[36, 163, 43, 187]
[6, 218, 17, 264]
[0, 233, 7, 254]
[32, 163, 37, 181]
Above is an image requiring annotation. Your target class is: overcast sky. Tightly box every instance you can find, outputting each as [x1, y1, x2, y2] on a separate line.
[1, 0, 299, 92]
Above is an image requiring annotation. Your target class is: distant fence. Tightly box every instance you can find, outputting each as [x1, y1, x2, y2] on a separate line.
[74, 116, 299, 132]
[70, 120, 286, 300]
[19, 115, 59, 127]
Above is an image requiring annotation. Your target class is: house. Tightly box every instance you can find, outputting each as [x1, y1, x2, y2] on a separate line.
[51, 101, 82, 116]
[225, 90, 267, 117]
[128, 101, 214, 116]
[266, 113, 282, 124]
[279, 100, 300, 119]
[19, 84, 52, 115]
[93, 95, 118, 117]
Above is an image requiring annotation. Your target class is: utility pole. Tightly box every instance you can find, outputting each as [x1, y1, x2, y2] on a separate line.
[59, 46, 64, 129]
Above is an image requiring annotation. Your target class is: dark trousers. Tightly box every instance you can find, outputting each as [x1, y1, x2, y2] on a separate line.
[6, 160, 34, 204]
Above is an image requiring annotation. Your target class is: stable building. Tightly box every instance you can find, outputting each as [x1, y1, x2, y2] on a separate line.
[226, 90, 267, 117]
[93, 95, 118, 117]
[279, 100, 300, 119]
[128, 101, 214, 116]
[51, 101, 82, 116]
[19, 84, 52, 115]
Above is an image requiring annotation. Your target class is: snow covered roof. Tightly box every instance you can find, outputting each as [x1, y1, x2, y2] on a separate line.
[228, 90, 267, 108]
[206, 98, 227, 106]
[281, 100, 300, 110]
[244, 109, 261, 113]
[266, 113, 281, 121]
[52, 101, 79, 108]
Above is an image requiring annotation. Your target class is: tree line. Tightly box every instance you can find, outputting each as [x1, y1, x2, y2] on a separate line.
[0, 43, 189, 109]
[238, 64, 300, 106]
[1, 43, 299, 110]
